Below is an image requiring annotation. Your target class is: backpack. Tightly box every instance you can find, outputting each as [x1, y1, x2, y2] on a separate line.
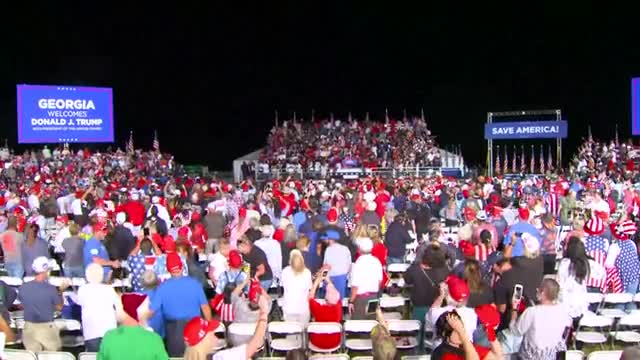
[211, 271, 241, 322]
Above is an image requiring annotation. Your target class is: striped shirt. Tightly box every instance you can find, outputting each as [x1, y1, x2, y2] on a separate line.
[584, 235, 609, 289]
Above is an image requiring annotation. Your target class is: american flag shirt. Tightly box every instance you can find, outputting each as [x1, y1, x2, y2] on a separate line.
[584, 235, 609, 289]
[614, 240, 640, 292]
[545, 193, 560, 218]
[339, 213, 356, 235]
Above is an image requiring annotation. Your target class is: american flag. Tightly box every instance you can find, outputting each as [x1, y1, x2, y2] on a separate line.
[547, 145, 554, 171]
[512, 146, 517, 173]
[152, 130, 160, 152]
[339, 213, 356, 235]
[546, 193, 559, 218]
[584, 235, 609, 289]
[126, 131, 134, 154]
[539, 145, 545, 174]
[474, 243, 489, 262]
[520, 145, 526, 172]
[495, 148, 501, 174]
[530, 146, 535, 173]
[615, 240, 640, 292]
[503, 147, 508, 174]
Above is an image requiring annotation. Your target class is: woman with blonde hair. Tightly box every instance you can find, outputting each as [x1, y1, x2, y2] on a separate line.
[280, 249, 312, 324]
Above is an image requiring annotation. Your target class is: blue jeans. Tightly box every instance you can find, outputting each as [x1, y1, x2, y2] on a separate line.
[387, 257, 404, 265]
[85, 337, 102, 352]
[616, 279, 640, 312]
[63, 265, 85, 278]
[5, 262, 23, 278]
[329, 274, 348, 299]
[260, 279, 273, 291]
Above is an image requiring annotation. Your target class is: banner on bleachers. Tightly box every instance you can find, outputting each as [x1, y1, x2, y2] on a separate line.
[484, 120, 568, 140]
[632, 78, 640, 135]
[17, 84, 114, 144]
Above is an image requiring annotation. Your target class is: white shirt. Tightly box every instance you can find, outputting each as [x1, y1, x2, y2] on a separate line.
[254, 237, 283, 281]
[280, 266, 312, 317]
[27, 194, 40, 210]
[213, 344, 246, 360]
[147, 204, 171, 229]
[350, 254, 382, 295]
[71, 198, 83, 216]
[208, 252, 228, 283]
[429, 306, 477, 343]
[512, 304, 572, 358]
[53, 226, 71, 253]
[557, 258, 605, 318]
[323, 243, 351, 276]
[76, 283, 122, 341]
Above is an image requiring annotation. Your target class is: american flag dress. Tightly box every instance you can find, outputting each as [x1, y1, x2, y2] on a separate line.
[584, 235, 608, 289]
[545, 193, 560, 219]
[615, 240, 640, 293]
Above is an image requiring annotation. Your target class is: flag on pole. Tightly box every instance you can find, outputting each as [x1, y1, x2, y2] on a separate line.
[293, 111, 297, 122]
[530, 145, 535, 173]
[403, 109, 407, 122]
[311, 109, 315, 122]
[274, 110, 279, 127]
[512, 145, 517, 173]
[503, 146, 508, 174]
[152, 130, 159, 152]
[539, 145, 545, 174]
[421, 108, 425, 122]
[365, 112, 370, 122]
[588, 125, 593, 142]
[520, 145, 526, 172]
[348, 112, 352, 123]
[547, 145, 553, 171]
[330, 112, 334, 122]
[385, 108, 389, 122]
[495, 145, 501, 174]
[615, 123, 619, 147]
[126, 131, 134, 154]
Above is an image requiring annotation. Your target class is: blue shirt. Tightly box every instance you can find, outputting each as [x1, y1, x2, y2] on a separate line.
[18, 280, 61, 323]
[143, 288, 165, 338]
[83, 238, 111, 277]
[150, 276, 207, 321]
[504, 221, 541, 257]
[215, 270, 247, 295]
[292, 211, 307, 233]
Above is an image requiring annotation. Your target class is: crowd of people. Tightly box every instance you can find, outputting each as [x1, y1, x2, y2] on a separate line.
[258, 115, 444, 178]
[0, 134, 639, 359]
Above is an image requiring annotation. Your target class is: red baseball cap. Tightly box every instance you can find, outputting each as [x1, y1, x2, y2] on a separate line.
[166, 252, 183, 273]
[183, 317, 220, 346]
[228, 250, 242, 269]
[474, 304, 501, 342]
[518, 208, 530, 221]
[446, 275, 470, 303]
[249, 279, 262, 303]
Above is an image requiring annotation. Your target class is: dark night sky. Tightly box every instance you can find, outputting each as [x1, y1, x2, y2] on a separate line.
[3, 3, 640, 170]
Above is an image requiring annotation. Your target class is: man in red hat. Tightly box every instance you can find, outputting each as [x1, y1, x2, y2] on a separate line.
[141, 252, 211, 357]
[429, 276, 477, 342]
[504, 208, 541, 258]
[123, 192, 145, 235]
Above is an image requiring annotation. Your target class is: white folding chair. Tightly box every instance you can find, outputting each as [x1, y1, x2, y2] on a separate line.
[351, 357, 373, 360]
[307, 322, 342, 353]
[71, 277, 86, 287]
[599, 293, 633, 318]
[387, 263, 409, 274]
[612, 314, 640, 344]
[0, 276, 23, 286]
[228, 322, 264, 351]
[401, 356, 431, 360]
[379, 296, 405, 320]
[54, 318, 82, 331]
[585, 292, 604, 307]
[267, 321, 304, 355]
[387, 319, 421, 350]
[566, 350, 585, 360]
[36, 351, 76, 360]
[23, 276, 35, 283]
[309, 355, 350, 360]
[212, 322, 227, 351]
[256, 358, 286, 360]
[344, 320, 378, 352]
[4, 349, 37, 360]
[78, 353, 97, 360]
[575, 313, 613, 350]
[586, 351, 623, 360]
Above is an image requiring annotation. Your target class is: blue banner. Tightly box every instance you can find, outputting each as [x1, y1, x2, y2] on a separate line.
[484, 120, 568, 140]
[632, 78, 640, 135]
[17, 84, 114, 144]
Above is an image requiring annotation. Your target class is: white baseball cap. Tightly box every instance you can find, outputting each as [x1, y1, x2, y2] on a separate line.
[32, 256, 53, 273]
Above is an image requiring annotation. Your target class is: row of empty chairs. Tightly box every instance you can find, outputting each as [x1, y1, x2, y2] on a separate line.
[227, 320, 422, 356]
[0, 276, 132, 289]
[2, 350, 95, 360]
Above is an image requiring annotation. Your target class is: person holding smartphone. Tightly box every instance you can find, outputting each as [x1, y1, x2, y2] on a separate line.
[508, 278, 571, 360]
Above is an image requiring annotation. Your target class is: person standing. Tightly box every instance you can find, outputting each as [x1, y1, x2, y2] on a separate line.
[83, 223, 120, 281]
[238, 235, 273, 290]
[21, 223, 50, 277]
[280, 249, 312, 324]
[385, 214, 413, 265]
[348, 237, 382, 320]
[142, 252, 211, 357]
[321, 230, 352, 299]
[0, 216, 23, 277]
[18, 257, 69, 352]
[61, 223, 85, 278]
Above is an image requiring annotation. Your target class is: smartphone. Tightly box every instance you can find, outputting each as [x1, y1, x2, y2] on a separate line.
[366, 299, 379, 314]
[513, 284, 524, 303]
[515, 232, 523, 237]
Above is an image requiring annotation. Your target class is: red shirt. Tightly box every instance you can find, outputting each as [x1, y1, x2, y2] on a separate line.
[309, 299, 342, 350]
[124, 201, 145, 226]
[190, 223, 208, 250]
